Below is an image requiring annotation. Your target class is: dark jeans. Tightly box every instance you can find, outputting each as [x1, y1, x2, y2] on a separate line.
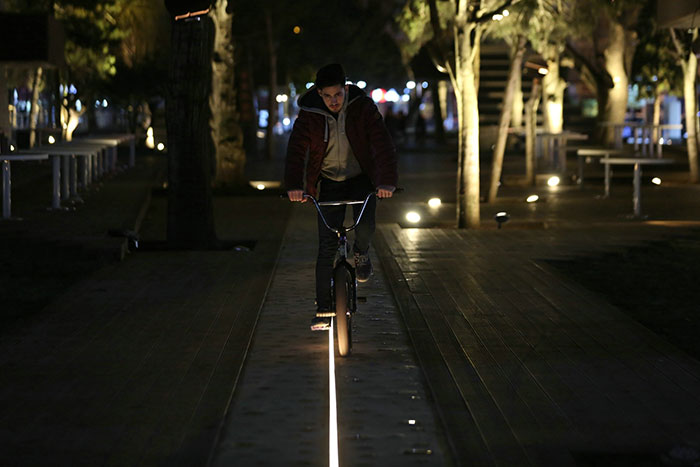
[316, 175, 376, 309]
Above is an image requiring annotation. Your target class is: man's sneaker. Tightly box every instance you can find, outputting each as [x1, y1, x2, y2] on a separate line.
[354, 251, 373, 282]
[310, 316, 331, 331]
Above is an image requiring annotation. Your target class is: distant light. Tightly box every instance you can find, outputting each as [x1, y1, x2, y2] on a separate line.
[658, 137, 665, 145]
[428, 198, 441, 208]
[157, 142, 165, 151]
[652, 177, 662, 185]
[48, 135, 56, 144]
[283, 117, 291, 126]
[538, 67, 549, 75]
[9, 144, 15, 152]
[102, 99, 108, 107]
[146, 127, 155, 149]
[256, 130, 266, 138]
[406, 80, 416, 90]
[492, 14, 503, 20]
[292, 25, 301, 34]
[503, 9, 510, 16]
[405, 211, 421, 223]
[385, 88, 400, 103]
[371, 88, 385, 103]
[276, 94, 288, 103]
[408, 419, 416, 425]
[652, 75, 658, 82]
[75, 99, 82, 112]
[547, 176, 560, 187]
[526, 194, 539, 203]
[306, 82, 314, 89]
[356, 80, 367, 89]
[613, 76, 621, 84]
[421, 81, 428, 88]
[69, 84, 77, 94]
[256, 183, 266, 190]
[401, 94, 410, 102]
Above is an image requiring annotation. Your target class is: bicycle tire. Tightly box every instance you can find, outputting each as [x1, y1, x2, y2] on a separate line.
[334, 266, 353, 357]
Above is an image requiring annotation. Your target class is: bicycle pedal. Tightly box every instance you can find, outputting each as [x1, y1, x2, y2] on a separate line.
[316, 311, 336, 318]
[357, 296, 367, 303]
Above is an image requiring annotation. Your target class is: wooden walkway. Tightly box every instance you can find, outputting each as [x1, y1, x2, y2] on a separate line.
[375, 224, 700, 466]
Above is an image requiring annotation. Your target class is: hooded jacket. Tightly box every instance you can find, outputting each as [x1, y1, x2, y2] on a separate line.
[284, 84, 398, 197]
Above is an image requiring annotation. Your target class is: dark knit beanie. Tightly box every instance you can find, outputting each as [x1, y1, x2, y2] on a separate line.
[315, 63, 346, 89]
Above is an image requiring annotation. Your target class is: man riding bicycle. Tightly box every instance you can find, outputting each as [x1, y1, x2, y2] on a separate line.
[285, 63, 398, 331]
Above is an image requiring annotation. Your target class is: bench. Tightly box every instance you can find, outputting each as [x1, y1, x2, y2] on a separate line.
[599, 157, 674, 218]
[575, 148, 628, 193]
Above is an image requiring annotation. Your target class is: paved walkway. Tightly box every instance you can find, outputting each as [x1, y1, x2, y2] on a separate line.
[2, 140, 700, 466]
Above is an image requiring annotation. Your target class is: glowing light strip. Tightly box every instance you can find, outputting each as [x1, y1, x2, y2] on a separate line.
[329, 320, 339, 467]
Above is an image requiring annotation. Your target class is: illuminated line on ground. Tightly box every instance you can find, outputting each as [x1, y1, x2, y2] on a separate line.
[329, 320, 339, 467]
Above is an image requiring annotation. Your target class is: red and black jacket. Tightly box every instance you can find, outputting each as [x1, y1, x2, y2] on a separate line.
[284, 84, 398, 197]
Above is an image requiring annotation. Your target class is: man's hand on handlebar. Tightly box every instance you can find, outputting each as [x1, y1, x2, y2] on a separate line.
[377, 185, 395, 199]
[287, 190, 306, 202]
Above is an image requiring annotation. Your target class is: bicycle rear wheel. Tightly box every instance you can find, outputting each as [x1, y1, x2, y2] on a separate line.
[333, 267, 353, 356]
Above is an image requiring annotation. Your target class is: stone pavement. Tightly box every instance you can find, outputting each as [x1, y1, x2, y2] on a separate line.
[2, 140, 700, 466]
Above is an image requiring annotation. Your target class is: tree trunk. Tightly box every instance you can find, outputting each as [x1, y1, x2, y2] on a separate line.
[166, 14, 218, 249]
[601, 21, 629, 146]
[455, 20, 480, 229]
[432, 80, 445, 143]
[29, 66, 43, 148]
[509, 39, 523, 129]
[210, 0, 246, 187]
[652, 91, 662, 144]
[488, 35, 526, 203]
[265, 9, 277, 160]
[682, 54, 699, 183]
[525, 79, 541, 186]
[542, 53, 564, 134]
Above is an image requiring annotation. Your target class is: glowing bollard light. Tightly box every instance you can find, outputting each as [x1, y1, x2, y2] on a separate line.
[547, 176, 560, 187]
[526, 194, 539, 203]
[405, 211, 421, 223]
[428, 197, 441, 208]
[652, 177, 662, 185]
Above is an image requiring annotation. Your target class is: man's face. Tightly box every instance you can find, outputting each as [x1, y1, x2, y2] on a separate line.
[318, 84, 345, 113]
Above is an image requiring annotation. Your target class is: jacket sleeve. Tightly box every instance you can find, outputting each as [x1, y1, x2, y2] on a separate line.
[363, 100, 398, 187]
[284, 111, 311, 191]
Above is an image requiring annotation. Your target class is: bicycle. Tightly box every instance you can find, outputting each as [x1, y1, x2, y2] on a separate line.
[303, 191, 377, 357]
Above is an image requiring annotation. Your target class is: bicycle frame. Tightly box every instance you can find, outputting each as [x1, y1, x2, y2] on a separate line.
[303, 191, 376, 355]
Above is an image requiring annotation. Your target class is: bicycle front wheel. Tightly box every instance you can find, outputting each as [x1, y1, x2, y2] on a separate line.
[333, 267, 353, 357]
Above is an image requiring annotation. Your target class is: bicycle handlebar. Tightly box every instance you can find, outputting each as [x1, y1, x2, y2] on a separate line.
[304, 191, 376, 235]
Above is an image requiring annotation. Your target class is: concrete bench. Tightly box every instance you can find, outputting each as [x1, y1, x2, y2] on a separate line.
[1, 152, 49, 219]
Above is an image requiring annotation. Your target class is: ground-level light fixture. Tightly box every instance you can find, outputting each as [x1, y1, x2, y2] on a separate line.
[256, 183, 266, 190]
[428, 197, 441, 208]
[526, 194, 539, 203]
[157, 143, 165, 151]
[494, 211, 510, 229]
[405, 211, 421, 223]
[652, 177, 662, 185]
[547, 176, 560, 187]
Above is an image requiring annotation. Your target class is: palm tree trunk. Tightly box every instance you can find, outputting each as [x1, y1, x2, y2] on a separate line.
[683, 55, 699, 182]
[166, 14, 218, 249]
